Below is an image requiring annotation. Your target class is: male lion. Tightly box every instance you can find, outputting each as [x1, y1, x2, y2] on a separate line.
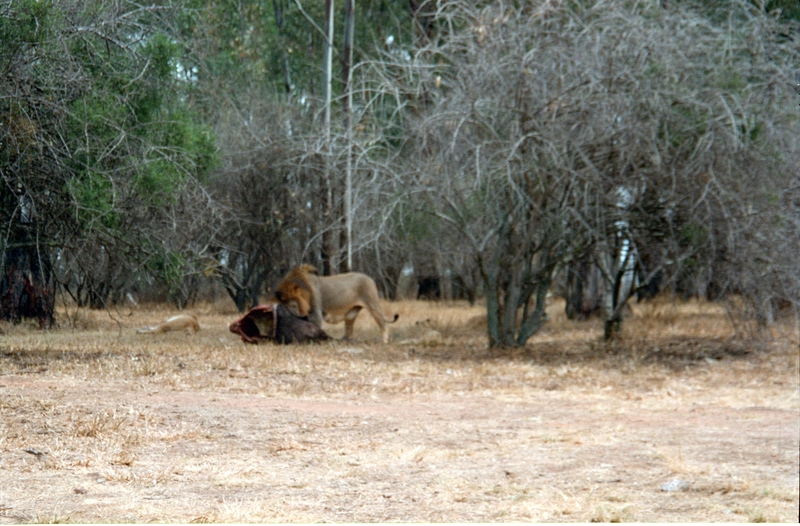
[137, 314, 200, 334]
[274, 264, 398, 343]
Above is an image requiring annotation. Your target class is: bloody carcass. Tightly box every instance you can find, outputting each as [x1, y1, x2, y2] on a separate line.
[229, 303, 330, 344]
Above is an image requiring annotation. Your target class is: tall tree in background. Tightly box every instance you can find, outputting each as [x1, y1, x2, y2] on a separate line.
[179, 0, 413, 279]
[0, 1, 59, 325]
[321, 0, 338, 274]
[1, 0, 217, 319]
[373, 0, 799, 347]
[342, 0, 355, 272]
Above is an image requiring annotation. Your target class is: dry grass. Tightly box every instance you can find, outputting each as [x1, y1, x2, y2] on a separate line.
[0, 296, 798, 523]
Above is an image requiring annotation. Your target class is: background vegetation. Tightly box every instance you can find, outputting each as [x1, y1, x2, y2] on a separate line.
[2, 0, 798, 347]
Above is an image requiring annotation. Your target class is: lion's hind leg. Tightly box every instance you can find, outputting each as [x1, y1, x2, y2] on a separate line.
[343, 306, 363, 340]
[363, 306, 390, 344]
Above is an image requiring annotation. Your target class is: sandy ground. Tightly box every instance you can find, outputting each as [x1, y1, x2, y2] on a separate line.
[0, 300, 798, 523]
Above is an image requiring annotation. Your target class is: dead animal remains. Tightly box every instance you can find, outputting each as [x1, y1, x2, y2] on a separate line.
[229, 303, 330, 344]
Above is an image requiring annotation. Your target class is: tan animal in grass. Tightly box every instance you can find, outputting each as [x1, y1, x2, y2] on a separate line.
[398, 319, 443, 346]
[273, 264, 398, 343]
[137, 314, 200, 334]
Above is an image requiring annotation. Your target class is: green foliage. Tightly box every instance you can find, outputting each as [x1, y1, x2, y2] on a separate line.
[680, 222, 708, 249]
[67, 172, 119, 230]
[742, 116, 762, 143]
[0, 0, 54, 52]
[717, 67, 748, 94]
[146, 250, 189, 295]
[662, 102, 708, 151]
[134, 33, 181, 125]
[394, 203, 438, 244]
[69, 92, 127, 153]
[171, 112, 218, 178]
[135, 119, 217, 206]
[178, 0, 414, 100]
[143, 33, 180, 81]
[64, 25, 217, 214]
[673, 0, 800, 23]
[139, 107, 218, 198]
[766, 0, 800, 20]
[1, 1, 225, 307]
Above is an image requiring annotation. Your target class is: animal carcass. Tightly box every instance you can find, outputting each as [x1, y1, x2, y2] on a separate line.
[229, 303, 330, 344]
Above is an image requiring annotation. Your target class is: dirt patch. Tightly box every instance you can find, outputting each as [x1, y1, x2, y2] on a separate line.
[0, 299, 798, 522]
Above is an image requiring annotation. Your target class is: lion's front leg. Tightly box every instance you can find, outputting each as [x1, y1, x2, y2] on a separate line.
[310, 304, 325, 329]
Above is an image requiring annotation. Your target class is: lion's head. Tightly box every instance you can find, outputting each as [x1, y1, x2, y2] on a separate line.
[273, 264, 317, 317]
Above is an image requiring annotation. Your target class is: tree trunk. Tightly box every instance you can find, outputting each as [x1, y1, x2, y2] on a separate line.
[604, 315, 623, 340]
[0, 244, 54, 328]
[342, 0, 355, 272]
[220, 261, 264, 312]
[566, 256, 602, 320]
[565, 259, 585, 320]
[87, 281, 110, 310]
[272, 0, 293, 94]
[601, 244, 636, 340]
[481, 262, 502, 348]
[225, 285, 260, 313]
[321, 0, 338, 275]
[516, 278, 550, 345]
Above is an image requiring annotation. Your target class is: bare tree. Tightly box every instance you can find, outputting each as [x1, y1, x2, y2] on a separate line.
[368, 0, 799, 346]
[570, 0, 800, 337]
[202, 92, 321, 311]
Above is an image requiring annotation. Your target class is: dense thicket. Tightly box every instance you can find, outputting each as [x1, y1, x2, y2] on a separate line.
[1, 0, 218, 315]
[368, 0, 800, 344]
[2, 0, 797, 347]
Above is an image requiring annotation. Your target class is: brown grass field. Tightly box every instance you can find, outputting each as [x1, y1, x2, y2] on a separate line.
[0, 297, 798, 523]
